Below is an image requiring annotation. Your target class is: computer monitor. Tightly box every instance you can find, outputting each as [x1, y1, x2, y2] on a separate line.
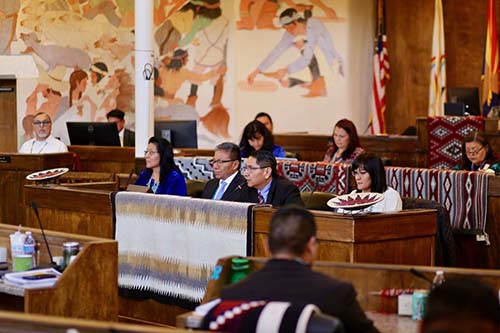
[448, 87, 480, 116]
[66, 122, 121, 146]
[154, 120, 198, 148]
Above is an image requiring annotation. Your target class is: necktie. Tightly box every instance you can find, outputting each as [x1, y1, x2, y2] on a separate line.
[213, 181, 227, 200]
[258, 192, 265, 204]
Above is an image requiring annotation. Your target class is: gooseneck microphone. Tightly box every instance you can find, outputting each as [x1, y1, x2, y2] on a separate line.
[305, 176, 320, 208]
[31, 201, 59, 271]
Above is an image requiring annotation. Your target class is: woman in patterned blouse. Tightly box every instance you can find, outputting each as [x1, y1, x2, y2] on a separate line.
[323, 119, 364, 164]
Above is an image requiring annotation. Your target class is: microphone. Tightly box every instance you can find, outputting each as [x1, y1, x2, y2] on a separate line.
[409, 268, 433, 285]
[125, 168, 134, 188]
[31, 201, 60, 271]
[305, 175, 320, 208]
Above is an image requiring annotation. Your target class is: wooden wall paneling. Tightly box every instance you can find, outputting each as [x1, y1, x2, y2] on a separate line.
[69, 146, 136, 173]
[0, 78, 17, 152]
[385, 0, 434, 134]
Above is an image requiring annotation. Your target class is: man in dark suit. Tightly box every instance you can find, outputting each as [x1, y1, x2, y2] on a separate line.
[243, 150, 303, 207]
[106, 109, 135, 147]
[202, 142, 247, 201]
[221, 206, 378, 333]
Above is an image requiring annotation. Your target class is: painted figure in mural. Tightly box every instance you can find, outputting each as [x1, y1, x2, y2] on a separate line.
[20, 32, 91, 71]
[236, 0, 341, 31]
[52, 69, 97, 145]
[80, 0, 122, 27]
[155, 1, 196, 57]
[247, 8, 344, 98]
[0, 0, 20, 55]
[25, 84, 63, 121]
[158, 48, 225, 105]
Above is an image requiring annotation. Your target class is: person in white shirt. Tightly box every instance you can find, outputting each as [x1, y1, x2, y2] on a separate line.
[337, 152, 402, 213]
[19, 112, 67, 154]
[106, 109, 135, 147]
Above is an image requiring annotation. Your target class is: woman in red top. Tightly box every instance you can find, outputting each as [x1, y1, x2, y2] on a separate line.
[323, 119, 364, 164]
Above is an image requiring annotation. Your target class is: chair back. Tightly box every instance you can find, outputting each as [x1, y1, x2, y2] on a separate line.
[301, 191, 337, 211]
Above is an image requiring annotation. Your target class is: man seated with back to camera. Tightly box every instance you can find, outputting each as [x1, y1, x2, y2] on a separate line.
[220, 206, 378, 333]
[242, 150, 303, 207]
[19, 112, 67, 154]
[202, 142, 247, 202]
[421, 277, 500, 333]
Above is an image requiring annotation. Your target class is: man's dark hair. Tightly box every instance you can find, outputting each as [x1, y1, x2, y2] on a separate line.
[250, 149, 278, 178]
[422, 278, 500, 332]
[216, 142, 241, 166]
[106, 109, 125, 120]
[279, 8, 298, 25]
[352, 152, 387, 193]
[254, 112, 273, 125]
[91, 62, 108, 83]
[268, 206, 316, 256]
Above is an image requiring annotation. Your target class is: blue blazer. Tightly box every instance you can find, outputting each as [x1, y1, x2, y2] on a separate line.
[135, 169, 187, 196]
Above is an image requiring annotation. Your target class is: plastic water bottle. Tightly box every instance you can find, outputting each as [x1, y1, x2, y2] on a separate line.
[23, 231, 37, 268]
[9, 229, 25, 258]
[432, 270, 445, 289]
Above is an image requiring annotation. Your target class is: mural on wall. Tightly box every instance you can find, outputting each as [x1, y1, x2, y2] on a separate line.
[234, 0, 374, 136]
[14, 0, 232, 148]
[12, 0, 373, 148]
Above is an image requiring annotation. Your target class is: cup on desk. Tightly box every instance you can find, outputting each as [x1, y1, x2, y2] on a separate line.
[13, 255, 33, 272]
[0, 247, 6, 262]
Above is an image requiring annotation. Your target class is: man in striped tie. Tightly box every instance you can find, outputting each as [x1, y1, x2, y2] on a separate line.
[242, 150, 303, 207]
[202, 142, 247, 202]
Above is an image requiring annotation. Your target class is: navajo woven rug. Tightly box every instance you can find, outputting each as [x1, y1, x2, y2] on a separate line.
[427, 116, 485, 169]
[386, 166, 488, 235]
[277, 161, 350, 195]
[113, 193, 255, 309]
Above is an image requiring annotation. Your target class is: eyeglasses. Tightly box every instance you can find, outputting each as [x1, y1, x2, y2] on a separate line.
[241, 165, 268, 172]
[144, 150, 159, 156]
[465, 146, 484, 155]
[33, 120, 51, 127]
[209, 159, 237, 167]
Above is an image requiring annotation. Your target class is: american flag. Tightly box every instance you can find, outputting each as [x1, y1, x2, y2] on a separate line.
[370, 0, 389, 134]
[482, 0, 499, 116]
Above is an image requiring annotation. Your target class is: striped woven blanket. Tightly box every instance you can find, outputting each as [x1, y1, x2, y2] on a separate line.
[386, 166, 489, 235]
[113, 192, 254, 309]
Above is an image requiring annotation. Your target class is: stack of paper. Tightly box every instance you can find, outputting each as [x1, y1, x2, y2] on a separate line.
[3, 268, 61, 289]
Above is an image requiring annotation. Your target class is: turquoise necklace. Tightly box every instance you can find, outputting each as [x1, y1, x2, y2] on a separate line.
[147, 177, 159, 194]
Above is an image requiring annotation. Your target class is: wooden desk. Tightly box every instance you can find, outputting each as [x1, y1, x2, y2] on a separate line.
[69, 146, 135, 173]
[254, 208, 437, 266]
[0, 153, 73, 226]
[0, 310, 203, 332]
[0, 223, 117, 321]
[274, 133, 425, 167]
[23, 185, 113, 238]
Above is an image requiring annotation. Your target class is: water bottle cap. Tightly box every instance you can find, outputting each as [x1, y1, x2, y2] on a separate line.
[26, 231, 32, 235]
[231, 257, 249, 265]
[436, 270, 444, 275]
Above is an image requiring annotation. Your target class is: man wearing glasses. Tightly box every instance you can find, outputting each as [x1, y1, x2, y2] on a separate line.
[19, 112, 67, 154]
[242, 150, 303, 207]
[202, 142, 247, 201]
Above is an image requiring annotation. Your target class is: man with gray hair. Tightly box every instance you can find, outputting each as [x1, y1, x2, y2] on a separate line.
[202, 142, 247, 201]
[19, 112, 67, 154]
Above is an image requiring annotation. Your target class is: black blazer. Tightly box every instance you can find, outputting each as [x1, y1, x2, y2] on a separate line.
[245, 177, 304, 207]
[123, 129, 135, 147]
[201, 172, 247, 202]
[220, 259, 378, 333]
